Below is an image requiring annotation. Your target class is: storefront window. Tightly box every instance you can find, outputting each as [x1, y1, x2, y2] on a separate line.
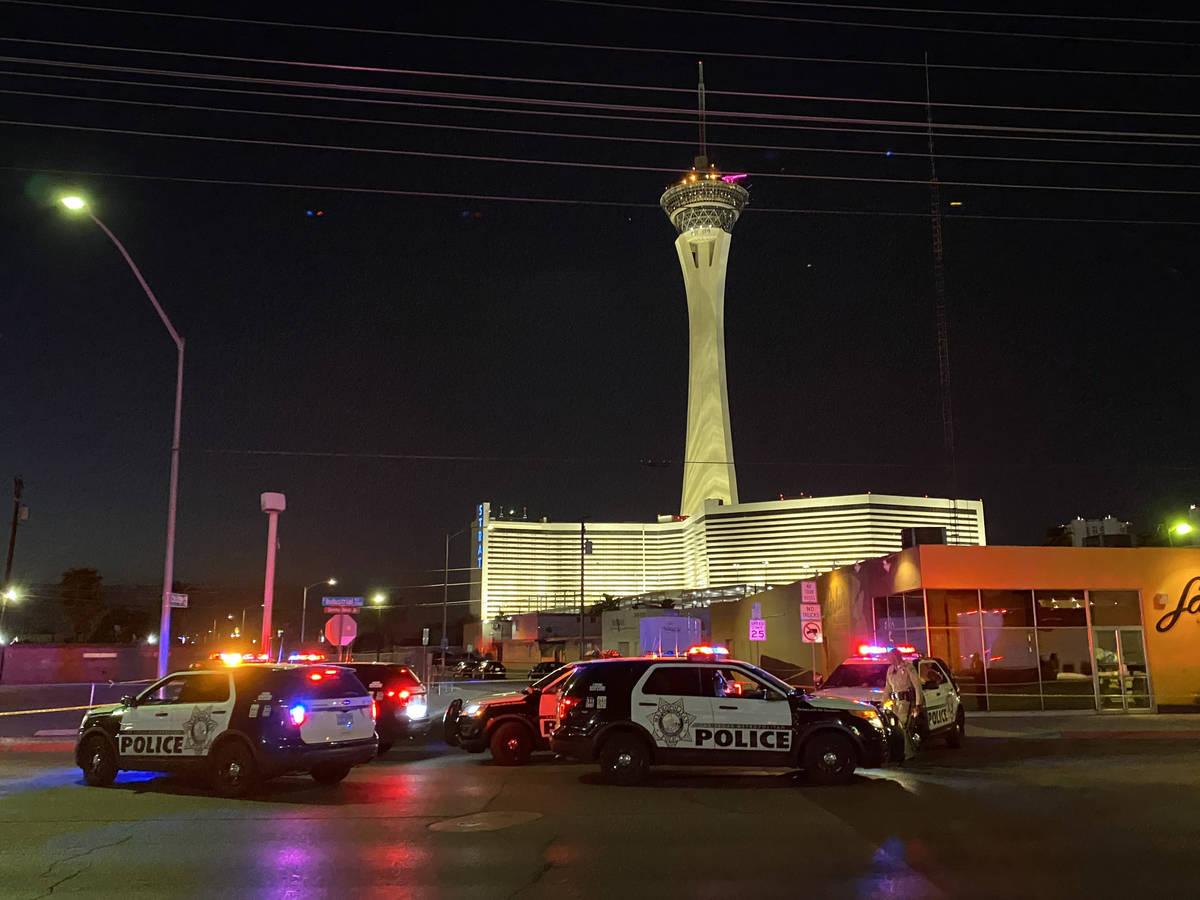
[928, 627, 986, 711]
[903, 592, 926, 630]
[983, 627, 1040, 710]
[873, 596, 905, 642]
[980, 590, 1034, 627]
[1089, 590, 1142, 627]
[901, 630, 928, 655]
[926, 589, 981, 627]
[1033, 589, 1087, 627]
[1037, 629, 1096, 710]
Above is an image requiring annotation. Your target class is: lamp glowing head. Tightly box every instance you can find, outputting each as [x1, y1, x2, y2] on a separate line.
[328, 578, 337, 586]
[1175, 523, 1193, 537]
[2, 590, 16, 603]
[372, 593, 385, 605]
[60, 196, 86, 211]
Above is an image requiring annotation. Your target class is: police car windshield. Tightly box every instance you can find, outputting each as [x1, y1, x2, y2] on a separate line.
[823, 662, 890, 689]
[530, 666, 571, 692]
[730, 662, 794, 695]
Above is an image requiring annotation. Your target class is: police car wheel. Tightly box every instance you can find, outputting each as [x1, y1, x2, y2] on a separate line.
[598, 733, 649, 786]
[311, 763, 352, 785]
[442, 698, 463, 747]
[489, 722, 533, 766]
[80, 735, 117, 787]
[945, 711, 965, 749]
[803, 733, 856, 786]
[210, 741, 259, 798]
[377, 741, 394, 755]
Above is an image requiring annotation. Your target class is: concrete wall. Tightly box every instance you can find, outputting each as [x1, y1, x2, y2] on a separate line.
[0, 644, 167, 685]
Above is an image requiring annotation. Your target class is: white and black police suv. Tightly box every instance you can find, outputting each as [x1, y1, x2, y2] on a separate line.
[443, 662, 587, 765]
[75, 665, 378, 797]
[550, 649, 892, 785]
[813, 645, 965, 751]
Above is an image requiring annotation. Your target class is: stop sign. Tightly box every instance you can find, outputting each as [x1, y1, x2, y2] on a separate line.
[325, 614, 357, 646]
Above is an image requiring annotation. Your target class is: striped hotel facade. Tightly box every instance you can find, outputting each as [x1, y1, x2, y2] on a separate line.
[471, 495, 985, 621]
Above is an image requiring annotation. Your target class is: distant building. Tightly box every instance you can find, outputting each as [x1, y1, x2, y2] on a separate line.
[470, 496, 985, 621]
[1048, 516, 1132, 547]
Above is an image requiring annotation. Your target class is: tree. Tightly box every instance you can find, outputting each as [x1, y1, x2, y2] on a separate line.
[588, 594, 622, 616]
[59, 568, 108, 642]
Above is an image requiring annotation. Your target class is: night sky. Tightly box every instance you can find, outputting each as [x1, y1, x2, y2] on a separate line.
[3, 1, 1199, 613]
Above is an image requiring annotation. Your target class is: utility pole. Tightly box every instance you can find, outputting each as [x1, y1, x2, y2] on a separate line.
[5, 478, 23, 588]
[579, 521, 586, 659]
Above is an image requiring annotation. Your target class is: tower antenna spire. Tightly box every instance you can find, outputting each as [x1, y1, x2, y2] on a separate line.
[925, 52, 959, 537]
[696, 60, 708, 169]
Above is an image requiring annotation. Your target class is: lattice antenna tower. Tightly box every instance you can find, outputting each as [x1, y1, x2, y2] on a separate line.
[696, 61, 708, 168]
[925, 53, 960, 538]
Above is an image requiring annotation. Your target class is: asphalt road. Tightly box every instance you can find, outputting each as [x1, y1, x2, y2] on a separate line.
[2, 733, 1199, 899]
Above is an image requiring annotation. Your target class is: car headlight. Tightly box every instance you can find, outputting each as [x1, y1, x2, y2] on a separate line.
[406, 701, 428, 720]
[849, 708, 886, 730]
[463, 702, 482, 717]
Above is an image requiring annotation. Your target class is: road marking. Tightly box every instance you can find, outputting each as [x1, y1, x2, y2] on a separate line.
[34, 729, 78, 737]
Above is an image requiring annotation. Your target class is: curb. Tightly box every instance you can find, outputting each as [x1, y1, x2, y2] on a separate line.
[0, 737, 75, 751]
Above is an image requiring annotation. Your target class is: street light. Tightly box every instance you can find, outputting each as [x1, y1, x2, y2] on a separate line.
[0, 589, 17, 643]
[372, 593, 387, 661]
[300, 577, 336, 644]
[60, 195, 184, 680]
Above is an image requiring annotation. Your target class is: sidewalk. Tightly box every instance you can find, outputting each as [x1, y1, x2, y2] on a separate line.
[967, 712, 1200, 740]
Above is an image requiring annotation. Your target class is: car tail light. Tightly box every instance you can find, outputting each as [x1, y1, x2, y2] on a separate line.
[309, 672, 323, 681]
[289, 704, 307, 726]
[371, 699, 378, 720]
[558, 695, 579, 719]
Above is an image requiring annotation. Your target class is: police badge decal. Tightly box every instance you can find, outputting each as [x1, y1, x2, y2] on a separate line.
[648, 697, 695, 747]
[182, 705, 219, 752]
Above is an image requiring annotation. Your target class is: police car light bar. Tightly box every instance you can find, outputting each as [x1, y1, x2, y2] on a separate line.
[686, 645, 730, 658]
[857, 644, 918, 656]
[288, 652, 326, 662]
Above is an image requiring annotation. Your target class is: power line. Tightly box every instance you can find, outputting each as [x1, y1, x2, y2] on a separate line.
[10, 84, 1200, 174]
[8, 164, 1200, 227]
[721, 0, 1200, 27]
[3, 1, 1200, 80]
[9, 67, 1200, 153]
[8, 55, 1200, 144]
[8, 117, 1200, 197]
[6, 37, 1200, 122]
[548, 0, 1200, 47]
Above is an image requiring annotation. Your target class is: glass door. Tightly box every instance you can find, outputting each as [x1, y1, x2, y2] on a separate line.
[1092, 628, 1151, 711]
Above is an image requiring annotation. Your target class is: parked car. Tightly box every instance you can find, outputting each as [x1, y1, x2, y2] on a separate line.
[76, 664, 377, 797]
[528, 661, 561, 681]
[479, 660, 507, 680]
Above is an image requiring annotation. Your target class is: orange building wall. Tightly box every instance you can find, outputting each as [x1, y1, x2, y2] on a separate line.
[918, 545, 1200, 710]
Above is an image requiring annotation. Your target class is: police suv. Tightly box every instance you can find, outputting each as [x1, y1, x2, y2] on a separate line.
[813, 645, 965, 750]
[340, 662, 431, 753]
[75, 665, 378, 797]
[443, 663, 583, 765]
[549, 650, 892, 785]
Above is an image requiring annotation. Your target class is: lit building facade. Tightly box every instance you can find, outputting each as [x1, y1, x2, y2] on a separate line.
[471, 496, 985, 621]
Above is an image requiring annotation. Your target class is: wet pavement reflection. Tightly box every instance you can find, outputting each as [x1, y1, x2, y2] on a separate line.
[1, 737, 1199, 898]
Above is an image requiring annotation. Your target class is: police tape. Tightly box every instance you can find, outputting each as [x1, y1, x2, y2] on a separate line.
[0, 704, 94, 717]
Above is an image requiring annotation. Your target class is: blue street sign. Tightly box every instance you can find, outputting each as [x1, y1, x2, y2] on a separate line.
[322, 596, 364, 607]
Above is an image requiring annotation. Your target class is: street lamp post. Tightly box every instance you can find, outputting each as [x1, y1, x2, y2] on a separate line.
[0, 589, 17, 643]
[300, 578, 337, 645]
[372, 593, 387, 662]
[442, 528, 467, 657]
[61, 196, 183, 680]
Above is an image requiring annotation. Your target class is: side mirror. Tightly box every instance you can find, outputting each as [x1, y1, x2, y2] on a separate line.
[121, 694, 136, 708]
